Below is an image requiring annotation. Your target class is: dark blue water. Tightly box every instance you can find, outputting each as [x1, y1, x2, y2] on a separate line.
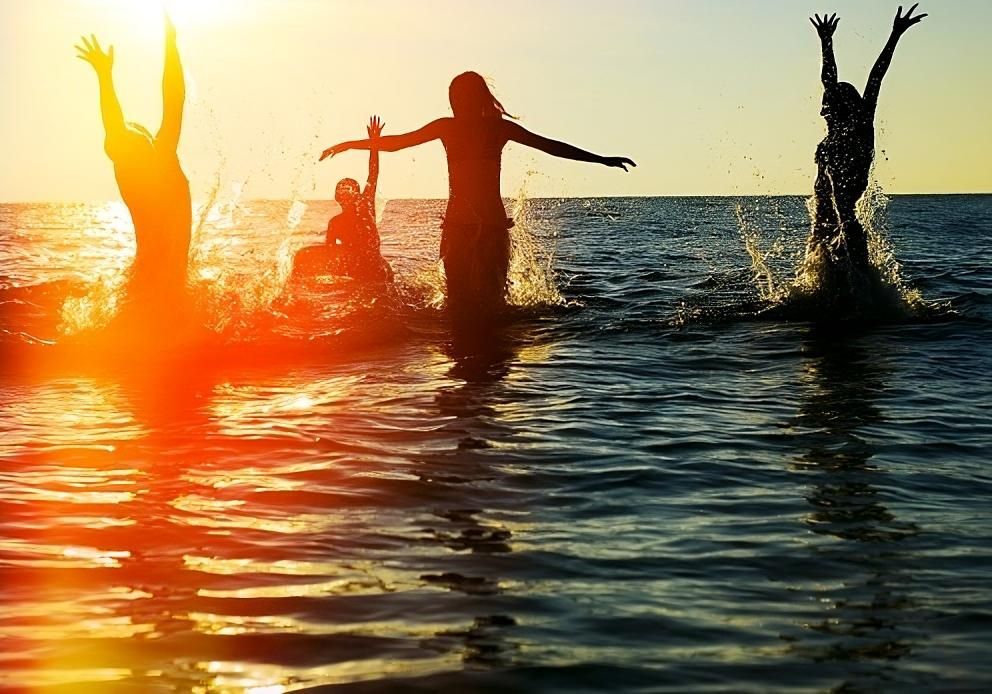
[1, 196, 990, 692]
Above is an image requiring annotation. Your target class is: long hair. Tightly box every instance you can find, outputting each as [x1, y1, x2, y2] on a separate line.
[824, 81, 865, 123]
[448, 71, 516, 120]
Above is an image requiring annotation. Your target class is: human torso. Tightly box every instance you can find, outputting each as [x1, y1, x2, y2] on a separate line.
[440, 118, 510, 227]
[815, 117, 875, 195]
[328, 205, 383, 274]
[113, 141, 192, 285]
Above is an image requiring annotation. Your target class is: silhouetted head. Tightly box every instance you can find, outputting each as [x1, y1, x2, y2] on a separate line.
[448, 71, 513, 120]
[821, 82, 864, 125]
[335, 178, 360, 208]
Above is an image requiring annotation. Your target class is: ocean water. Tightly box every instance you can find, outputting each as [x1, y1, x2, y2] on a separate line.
[1, 195, 991, 692]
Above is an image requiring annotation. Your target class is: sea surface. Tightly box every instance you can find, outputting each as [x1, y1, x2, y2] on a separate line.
[1, 195, 991, 692]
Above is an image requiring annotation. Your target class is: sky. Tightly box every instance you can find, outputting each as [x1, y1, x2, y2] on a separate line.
[1, 0, 990, 202]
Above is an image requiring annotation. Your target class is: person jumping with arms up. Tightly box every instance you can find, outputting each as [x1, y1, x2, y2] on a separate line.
[807, 5, 926, 273]
[76, 14, 191, 316]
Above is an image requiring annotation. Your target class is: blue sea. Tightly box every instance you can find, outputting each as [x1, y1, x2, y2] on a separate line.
[1, 195, 991, 692]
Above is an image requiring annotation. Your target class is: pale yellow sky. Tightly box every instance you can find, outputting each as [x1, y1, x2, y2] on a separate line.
[1, 0, 990, 202]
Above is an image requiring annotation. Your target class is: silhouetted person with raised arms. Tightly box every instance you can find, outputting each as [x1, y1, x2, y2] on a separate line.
[76, 16, 191, 312]
[319, 71, 634, 322]
[294, 116, 393, 283]
[808, 5, 926, 270]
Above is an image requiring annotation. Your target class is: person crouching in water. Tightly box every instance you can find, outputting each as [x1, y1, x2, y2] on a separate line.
[294, 116, 393, 283]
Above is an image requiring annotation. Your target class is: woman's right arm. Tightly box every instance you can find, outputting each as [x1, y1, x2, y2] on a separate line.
[810, 13, 839, 88]
[320, 118, 447, 161]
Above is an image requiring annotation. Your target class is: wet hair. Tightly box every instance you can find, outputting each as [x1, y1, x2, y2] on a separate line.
[448, 71, 515, 120]
[823, 81, 865, 122]
[335, 178, 360, 205]
[127, 122, 154, 141]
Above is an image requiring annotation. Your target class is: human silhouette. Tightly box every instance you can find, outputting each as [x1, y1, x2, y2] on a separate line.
[75, 16, 191, 309]
[319, 72, 635, 321]
[294, 116, 393, 283]
[807, 5, 926, 269]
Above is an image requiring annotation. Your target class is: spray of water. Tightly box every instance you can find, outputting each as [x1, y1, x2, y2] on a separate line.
[57, 205, 133, 335]
[506, 183, 564, 308]
[58, 270, 126, 335]
[739, 175, 924, 318]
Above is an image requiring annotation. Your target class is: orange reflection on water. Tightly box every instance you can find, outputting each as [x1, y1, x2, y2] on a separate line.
[0, 377, 146, 454]
[1, 303, 541, 691]
[209, 375, 358, 440]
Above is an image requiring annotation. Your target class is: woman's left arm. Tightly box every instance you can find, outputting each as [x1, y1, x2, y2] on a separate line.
[864, 4, 927, 116]
[503, 121, 635, 171]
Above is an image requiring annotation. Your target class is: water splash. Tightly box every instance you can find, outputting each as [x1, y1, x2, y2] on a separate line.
[57, 204, 133, 335]
[58, 271, 126, 335]
[737, 197, 798, 303]
[192, 236, 296, 336]
[287, 199, 308, 231]
[857, 180, 922, 306]
[507, 185, 564, 308]
[403, 259, 447, 312]
[739, 177, 924, 319]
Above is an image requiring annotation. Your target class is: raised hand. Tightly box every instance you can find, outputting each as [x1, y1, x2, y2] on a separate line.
[602, 156, 636, 172]
[75, 34, 114, 74]
[810, 13, 840, 40]
[893, 4, 927, 35]
[367, 115, 384, 139]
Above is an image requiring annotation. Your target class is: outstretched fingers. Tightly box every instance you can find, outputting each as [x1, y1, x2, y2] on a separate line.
[605, 156, 636, 171]
[894, 3, 927, 32]
[367, 115, 384, 137]
[906, 3, 927, 24]
[810, 12, 839, 36]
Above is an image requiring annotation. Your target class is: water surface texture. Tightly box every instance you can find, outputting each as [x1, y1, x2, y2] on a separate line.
[1, 196, 991, 692]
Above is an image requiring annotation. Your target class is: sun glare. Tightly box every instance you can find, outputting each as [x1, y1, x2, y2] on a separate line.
[84, 0, 240, 33]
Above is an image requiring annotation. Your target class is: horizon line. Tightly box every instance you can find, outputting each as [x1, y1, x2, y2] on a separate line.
[2, 192, 991, 205]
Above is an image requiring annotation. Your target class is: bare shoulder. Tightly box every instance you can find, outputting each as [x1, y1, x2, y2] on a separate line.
[429, 117, 455, 137]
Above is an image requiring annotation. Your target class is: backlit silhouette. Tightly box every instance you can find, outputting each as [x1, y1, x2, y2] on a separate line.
[319, 72, 635, 321]
[807, 5, 926, 269]
[294, 116, 394, 284]
[75, 16, 191, 309]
